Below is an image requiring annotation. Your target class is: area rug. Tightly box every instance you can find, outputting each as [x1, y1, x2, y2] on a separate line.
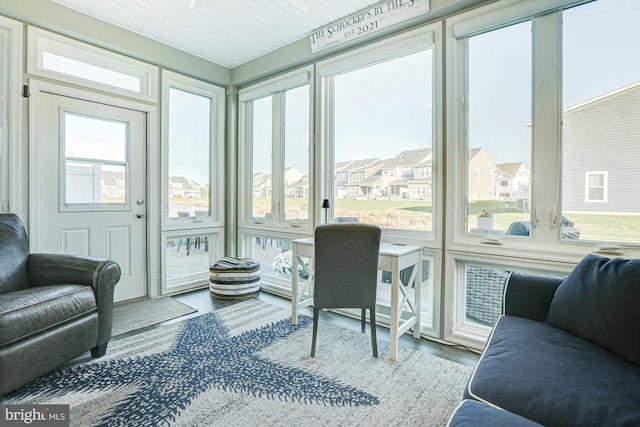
[0, 299, 471, 426]
[111, 297, 197, 336]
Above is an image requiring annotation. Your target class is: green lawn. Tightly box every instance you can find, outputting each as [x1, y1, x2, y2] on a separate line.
[251, 197, 640, 242]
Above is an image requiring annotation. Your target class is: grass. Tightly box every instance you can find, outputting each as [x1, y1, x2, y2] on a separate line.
[249, 197, 640, 243]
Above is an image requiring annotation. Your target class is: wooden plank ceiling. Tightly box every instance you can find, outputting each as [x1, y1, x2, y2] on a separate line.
[51, 0, 378, 68]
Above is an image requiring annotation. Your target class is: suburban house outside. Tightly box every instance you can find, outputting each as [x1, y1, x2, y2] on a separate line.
[562, 82, 640, 212]
[286, 167, 309, 200]
[252, 172, 271, 198]
[256, 146, 531, 202]
[468, 147, 497, 201]
[381, 148, 432, 199]
[335, 158, 383, 198]
[100, 170, 126, 199]
[495, 162, 529, 201]
[168, 176, 203, 198]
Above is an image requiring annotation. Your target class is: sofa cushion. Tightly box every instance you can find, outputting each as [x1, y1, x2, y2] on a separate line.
[0, 285, 97, 347]
[466, 315, 640, 427]
[545, 254, 640, 366]
[448, 400, 543, 427]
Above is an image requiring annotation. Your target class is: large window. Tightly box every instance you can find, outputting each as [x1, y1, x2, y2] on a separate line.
[317, 26, 441, 337]
[331, 48, 434, 233]
[561, 0, 640, 244]
[239, 66, 313, 232]
[465, 21, 531, 236]
[161, 71, 225, 294]
[166, 88, 213, 220]
[162, 72, 225, 226]
[446, 0, 640, 349]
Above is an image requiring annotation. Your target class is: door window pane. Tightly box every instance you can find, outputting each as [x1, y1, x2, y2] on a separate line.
[63, 113, 128, 206]
[65, 163, 125, 204]
[561, 0, 640, 243]
[251, 96, 273, 220]
[466, 22, 531, 236]
[64, 114, 126, 162]
[167, 88, 211, 219]
[333, 49, 433, 231]
[283, 85, 310, 221]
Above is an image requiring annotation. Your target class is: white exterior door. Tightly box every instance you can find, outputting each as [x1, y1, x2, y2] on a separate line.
[31, 89, 147, 302]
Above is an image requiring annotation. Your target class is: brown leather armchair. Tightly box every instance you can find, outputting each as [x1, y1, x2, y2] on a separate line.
[0, 214, 121, 395]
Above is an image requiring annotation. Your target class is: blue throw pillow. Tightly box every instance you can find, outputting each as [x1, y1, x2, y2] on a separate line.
[546, 254, 640, 366]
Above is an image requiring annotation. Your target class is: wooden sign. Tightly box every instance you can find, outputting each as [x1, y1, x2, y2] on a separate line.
[309, 0, 430, 53]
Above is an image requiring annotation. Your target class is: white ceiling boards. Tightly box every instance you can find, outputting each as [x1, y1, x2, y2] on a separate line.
[50, 0, 380, 68]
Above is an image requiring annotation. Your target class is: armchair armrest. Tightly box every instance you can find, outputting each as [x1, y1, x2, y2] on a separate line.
[27, 253, 121, 347]
[503, 272, 563, 322]
[27, 253, 121, 292]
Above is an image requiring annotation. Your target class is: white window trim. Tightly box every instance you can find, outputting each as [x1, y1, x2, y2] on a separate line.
[443, 252, 572, 351]
[238, 65, 314, 234]
[451, 0, 589, 38]
[160, 70, 226, 231]
[0, 16, 23, 216]
[27, 26, 158, 102]
[316, 24, 442, 247]
[585, 171, 608, 203]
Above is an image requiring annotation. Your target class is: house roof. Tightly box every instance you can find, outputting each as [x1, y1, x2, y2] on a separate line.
[564, 81, 640, 114]
[495, 162, 524, 178]
[382, 148, 432, 168]
[169, 176, 202, 191]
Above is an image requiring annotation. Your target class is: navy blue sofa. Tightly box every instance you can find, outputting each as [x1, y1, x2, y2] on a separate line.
[448, 254, 640, 427]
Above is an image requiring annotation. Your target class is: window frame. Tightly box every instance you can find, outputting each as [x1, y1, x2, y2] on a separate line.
[238, 65, 315, 234]
[445, 0, 640, 351]
[445, 0, 608, 256]
[160, 70, 226, 231]
[316, 24, 442, 247]
[59, 110, 131, 211]
[27, 26, 158, 102]
[0, 16, 23, 216]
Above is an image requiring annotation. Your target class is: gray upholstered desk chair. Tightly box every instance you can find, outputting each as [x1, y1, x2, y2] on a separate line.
[310, 222, 381, 357]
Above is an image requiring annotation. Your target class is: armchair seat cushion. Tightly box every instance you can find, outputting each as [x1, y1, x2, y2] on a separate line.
[466, 315, 640, 427]
[0, 285, 97, 347]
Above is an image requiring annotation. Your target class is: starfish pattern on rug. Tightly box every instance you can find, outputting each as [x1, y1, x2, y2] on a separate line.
[3, 311, 379, 426]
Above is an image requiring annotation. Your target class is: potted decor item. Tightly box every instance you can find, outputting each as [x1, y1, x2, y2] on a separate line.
[477, 209, 494, 232]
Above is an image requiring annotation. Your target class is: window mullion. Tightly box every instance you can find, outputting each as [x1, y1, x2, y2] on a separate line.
[272, 92, 284, 223]
[531, 12, 562, 243]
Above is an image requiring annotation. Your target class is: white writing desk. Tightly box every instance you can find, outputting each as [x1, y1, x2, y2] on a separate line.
[291, 237, 422, 361]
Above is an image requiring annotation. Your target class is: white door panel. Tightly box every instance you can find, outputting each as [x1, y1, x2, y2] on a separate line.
[33, 91, 147, 301]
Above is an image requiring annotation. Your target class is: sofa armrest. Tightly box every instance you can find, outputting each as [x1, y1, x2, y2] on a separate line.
[27, 253, 121, 346]
[503, 272, 563, 322]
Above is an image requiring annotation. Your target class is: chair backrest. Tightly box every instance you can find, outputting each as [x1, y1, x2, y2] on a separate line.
[313, 223, 381, 309]
[0, 214, 31, 294]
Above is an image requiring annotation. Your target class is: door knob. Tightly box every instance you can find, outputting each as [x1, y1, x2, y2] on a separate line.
[136, 212, 144, 219]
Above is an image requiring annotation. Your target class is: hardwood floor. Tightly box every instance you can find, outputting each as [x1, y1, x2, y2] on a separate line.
[172, 288, 480, 368]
